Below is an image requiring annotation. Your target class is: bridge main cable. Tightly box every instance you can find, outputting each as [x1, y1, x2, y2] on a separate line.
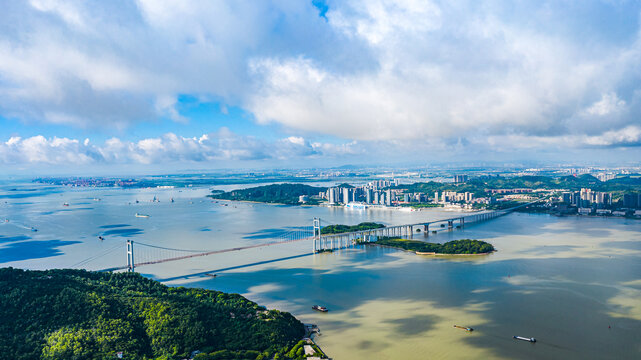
[132, 236, 314, 268]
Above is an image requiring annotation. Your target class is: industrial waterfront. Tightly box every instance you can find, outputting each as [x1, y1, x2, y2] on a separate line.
[1, 182, 641, 359]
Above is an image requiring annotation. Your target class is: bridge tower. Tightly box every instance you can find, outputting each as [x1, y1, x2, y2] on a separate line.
[126, 240, 135, 272]
[313, 217, 321, 252]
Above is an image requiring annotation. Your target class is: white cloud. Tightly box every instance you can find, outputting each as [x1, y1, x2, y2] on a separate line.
[585, 92, 626, 116]
[0, 0, 640, 154]
[0, 131, 358, 166]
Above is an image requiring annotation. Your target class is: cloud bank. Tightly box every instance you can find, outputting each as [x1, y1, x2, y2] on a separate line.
[0, 0, 640, 165]
[0, 130, 360, 165]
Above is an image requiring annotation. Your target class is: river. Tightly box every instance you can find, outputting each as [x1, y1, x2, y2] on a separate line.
[1, 182, 640, 359]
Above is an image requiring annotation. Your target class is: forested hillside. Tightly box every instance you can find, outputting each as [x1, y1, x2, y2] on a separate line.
[210, 183, 326, 205]
[0, 268, 304, 360]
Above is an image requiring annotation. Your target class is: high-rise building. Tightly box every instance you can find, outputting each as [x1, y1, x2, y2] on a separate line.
[595, 192, 611, 206]
[597, 173, 616, 182]
[343, 188, 350, 204]
[366, 189, 373, 204]
[623, 193, 640, 208]
[453, 175, 468, 183]
[328, 188, 337, 204]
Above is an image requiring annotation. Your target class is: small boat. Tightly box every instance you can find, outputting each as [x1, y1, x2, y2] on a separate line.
[63, 203, 70, 207]
[31, 227, 38, 232]
[98, 236, 104, 241]
[513, 336, 536, 343]
[205, 273, 217, 278]
[312, 305, 328, 312]
[453, 325, 473, 332]
[135, 213, 150, 218]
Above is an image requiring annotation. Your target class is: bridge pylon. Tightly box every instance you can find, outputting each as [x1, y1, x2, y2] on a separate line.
[127, 240, 135, 272]
[313, 217, 321, 252]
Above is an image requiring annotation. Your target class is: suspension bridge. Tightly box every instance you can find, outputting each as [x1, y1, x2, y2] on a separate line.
[80, 200, 538, 272]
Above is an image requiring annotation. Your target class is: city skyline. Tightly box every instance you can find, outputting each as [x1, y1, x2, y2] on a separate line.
[1, 0, 641, 173]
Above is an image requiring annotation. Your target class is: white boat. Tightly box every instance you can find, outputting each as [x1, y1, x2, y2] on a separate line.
[135, 213, 150, 218]
[513, 336, 536, 343]
[345, 202, 368, 210]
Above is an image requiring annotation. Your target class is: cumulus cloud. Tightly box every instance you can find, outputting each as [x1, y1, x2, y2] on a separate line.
[249, 1, 641, 142]
[0, 0, 640, 155]
[0, 131, 358, 165]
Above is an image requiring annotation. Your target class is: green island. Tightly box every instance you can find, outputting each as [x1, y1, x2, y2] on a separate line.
[0, 268, 306, 360]
[209, 183, 326, 205]
[371, 238, 495, 255]
[320, 222, 385, 235]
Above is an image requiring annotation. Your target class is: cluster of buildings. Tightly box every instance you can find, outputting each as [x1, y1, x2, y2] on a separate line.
[320, 176, 490, 208]
[322, 180, 402, 206]
[434, 191, 474, 203]
[556, 189, 641, 217]
[453, 174, 469, 183]
[560, 188, 612, 208]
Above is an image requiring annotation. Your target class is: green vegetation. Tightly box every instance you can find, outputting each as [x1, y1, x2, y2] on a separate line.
[320, 222, 385, 235]
[283, 340, 325, 359]
[0, 268, 305, 360]
[393, 175, 641, 200]
[209, 183, 326, 205]
[373, 238, 495, 254]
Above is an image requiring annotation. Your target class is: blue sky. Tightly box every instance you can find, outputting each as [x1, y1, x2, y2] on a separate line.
[0, 0, 640, 173]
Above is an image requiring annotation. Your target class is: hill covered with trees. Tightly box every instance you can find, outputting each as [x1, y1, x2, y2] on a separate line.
[394, 175, 641, 199]
[210, 183, 326, 205]
[373, 238, 495, 255]
[0, 268, 304, 360]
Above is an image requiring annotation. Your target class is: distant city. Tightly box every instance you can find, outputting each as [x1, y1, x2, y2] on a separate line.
[33, 165, 641, 218]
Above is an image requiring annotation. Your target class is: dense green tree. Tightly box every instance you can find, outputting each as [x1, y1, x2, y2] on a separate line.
[0, 268, 304, 360]
[373, 238, 494, 254]
[321, 222, 385, 235]
[210, 184, 326, 205]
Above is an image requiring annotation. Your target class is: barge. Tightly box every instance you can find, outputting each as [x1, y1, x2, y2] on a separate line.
[312, 305, 328, 312]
